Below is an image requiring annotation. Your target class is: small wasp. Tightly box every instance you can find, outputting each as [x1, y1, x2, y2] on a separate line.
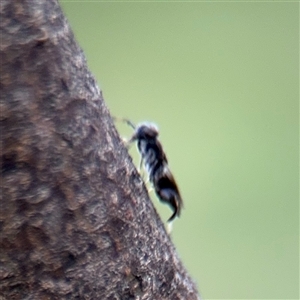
[116, 118, 183, 222]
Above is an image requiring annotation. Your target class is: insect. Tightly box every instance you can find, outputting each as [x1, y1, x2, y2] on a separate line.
[118, 118, 183, 222]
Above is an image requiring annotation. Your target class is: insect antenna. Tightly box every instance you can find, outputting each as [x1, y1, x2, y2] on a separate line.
[113, 117, 136, 130]
[122, 118, 136, 130]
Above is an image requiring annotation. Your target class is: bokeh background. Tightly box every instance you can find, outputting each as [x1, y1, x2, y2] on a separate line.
[60, 1, 299, 299]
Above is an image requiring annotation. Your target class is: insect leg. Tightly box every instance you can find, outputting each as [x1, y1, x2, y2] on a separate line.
[138, 156, 144, 173]
[166, 221, 173, 234]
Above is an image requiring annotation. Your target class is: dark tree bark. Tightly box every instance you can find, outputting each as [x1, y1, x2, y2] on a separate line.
[0, 1, 200, 299]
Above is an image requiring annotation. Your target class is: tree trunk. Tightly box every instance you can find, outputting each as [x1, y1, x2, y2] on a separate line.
[0, 1, 200, 299]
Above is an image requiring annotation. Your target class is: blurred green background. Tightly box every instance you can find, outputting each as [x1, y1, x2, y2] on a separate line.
[60, 2, 298, 299]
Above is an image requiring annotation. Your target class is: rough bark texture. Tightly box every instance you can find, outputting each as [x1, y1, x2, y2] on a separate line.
[0, 1, 200, 299]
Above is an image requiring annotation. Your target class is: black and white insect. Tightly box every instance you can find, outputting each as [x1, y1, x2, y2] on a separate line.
[119, 118, 183, 222]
